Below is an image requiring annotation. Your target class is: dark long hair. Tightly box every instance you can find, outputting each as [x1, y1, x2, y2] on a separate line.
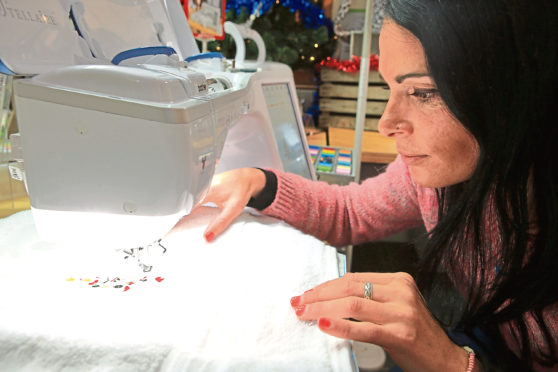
[386, 0, 558, 370]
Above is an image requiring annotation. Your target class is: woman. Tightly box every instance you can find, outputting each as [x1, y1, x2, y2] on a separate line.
[187, 1, 558, 371]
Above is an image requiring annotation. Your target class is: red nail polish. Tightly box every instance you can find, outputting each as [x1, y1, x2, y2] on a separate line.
[290, 296, 301, 307]
[318, 318, 331, 329]
[295, 305, 305, 316]
[205, 231, 215, 242]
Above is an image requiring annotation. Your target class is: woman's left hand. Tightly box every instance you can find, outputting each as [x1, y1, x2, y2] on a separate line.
[290, 272, 471, 372]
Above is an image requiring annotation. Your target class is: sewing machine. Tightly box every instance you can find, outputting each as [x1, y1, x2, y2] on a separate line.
[2, 0, 315, 250]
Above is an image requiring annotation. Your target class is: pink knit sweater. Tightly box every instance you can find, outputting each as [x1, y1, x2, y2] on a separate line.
[263, 156, 436, 246]
[262, 156, 557, 371]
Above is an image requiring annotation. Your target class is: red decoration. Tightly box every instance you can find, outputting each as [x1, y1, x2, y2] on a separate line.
[181, 0, 226, 40]
[317, 55, 379, 74]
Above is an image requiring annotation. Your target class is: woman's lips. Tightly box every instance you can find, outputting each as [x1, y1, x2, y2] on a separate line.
[400, 153, 428, 165]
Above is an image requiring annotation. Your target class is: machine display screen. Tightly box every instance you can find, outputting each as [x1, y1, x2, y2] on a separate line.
[261, 83, 313, 179]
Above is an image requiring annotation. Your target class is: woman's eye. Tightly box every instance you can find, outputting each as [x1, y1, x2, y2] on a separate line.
[408, 87, 440, 102]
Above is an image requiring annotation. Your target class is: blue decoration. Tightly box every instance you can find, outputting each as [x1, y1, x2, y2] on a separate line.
[226, 0, 328, 29]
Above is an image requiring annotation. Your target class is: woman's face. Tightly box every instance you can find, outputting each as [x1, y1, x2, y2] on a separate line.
[378, 20, 479, 188]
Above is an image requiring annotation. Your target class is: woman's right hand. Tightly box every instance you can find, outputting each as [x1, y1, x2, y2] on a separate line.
[197, 168, 267, 242]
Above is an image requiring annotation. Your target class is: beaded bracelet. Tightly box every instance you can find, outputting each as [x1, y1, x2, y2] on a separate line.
[463, 346, 476, 372]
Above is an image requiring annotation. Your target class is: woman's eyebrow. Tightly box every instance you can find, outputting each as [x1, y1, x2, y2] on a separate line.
[395, 72, 431, 83]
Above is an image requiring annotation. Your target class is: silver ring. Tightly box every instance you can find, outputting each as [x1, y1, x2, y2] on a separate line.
[364, 282, 373, 300]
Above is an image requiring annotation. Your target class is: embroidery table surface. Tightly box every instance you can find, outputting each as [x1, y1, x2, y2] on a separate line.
[0, 208, 354, 372]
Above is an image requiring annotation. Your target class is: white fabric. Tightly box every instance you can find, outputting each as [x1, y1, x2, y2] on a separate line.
[0, 208, 355, 372]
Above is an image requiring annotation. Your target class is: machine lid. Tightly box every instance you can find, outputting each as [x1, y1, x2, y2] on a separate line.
[21, 63, 208, 103]
[14, 64, 218, 124]
[70, 0, 198, 63]
[0, 0, 93, 75]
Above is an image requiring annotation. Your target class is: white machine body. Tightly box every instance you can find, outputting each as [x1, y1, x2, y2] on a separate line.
[209, 62, 315, 179]
[1, 0, 315, 249]
[13, 64, 246, 248]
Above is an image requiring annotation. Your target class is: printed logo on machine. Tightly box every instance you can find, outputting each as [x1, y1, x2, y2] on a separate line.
[0, 0, 58, 25]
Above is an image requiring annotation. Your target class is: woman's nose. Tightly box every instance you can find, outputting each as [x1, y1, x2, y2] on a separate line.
[378, 97, 406, 137]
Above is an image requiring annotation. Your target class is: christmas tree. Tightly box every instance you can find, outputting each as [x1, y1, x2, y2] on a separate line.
[204, 1, 335, 70]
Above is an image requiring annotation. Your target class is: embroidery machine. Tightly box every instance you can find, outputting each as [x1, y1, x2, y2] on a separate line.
[1, 0, 315, 250]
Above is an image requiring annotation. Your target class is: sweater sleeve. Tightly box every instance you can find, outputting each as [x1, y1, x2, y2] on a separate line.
[261, 155, 425, 247]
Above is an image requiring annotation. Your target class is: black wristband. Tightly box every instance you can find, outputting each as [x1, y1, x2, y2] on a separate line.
[247, 168, 278, 210]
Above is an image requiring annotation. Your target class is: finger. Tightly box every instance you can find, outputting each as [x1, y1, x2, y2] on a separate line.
[342, 272, 406, 285]
[199, 186, 222, 207]
[308, 273, 397, 294]
[295, 281, 390, 305]
[203, 201, 245, 242]
[296, 272, 405, 305]
[317, 317, 394, 347]
[294, 297, 395, 324]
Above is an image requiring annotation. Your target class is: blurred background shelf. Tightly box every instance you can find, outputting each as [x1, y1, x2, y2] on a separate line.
[328, 127, 396, 164]
[0, 195, 30, 218]
[318, 68, 388, 132]
[315, 66, 395, 166]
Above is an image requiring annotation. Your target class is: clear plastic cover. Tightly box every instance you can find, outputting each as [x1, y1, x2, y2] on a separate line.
[71, 0, 188, 61]
[0, 0, 90, 75]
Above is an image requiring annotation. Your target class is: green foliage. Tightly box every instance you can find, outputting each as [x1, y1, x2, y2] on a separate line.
[205, 4, 335, 70]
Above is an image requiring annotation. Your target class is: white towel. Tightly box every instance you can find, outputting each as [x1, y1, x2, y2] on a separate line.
[0, 208, 355, 372]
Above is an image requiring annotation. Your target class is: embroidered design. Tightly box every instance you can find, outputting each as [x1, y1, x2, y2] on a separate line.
[66, 276, 165, 292]
[66, 239, 168, 292]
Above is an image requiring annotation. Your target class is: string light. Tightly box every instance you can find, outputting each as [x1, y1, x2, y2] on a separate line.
[317, 55, 380, 73]
[226, 0, 329, 29]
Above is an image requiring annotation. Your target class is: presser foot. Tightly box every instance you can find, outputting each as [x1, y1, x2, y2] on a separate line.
[122, 239, 167, 272]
